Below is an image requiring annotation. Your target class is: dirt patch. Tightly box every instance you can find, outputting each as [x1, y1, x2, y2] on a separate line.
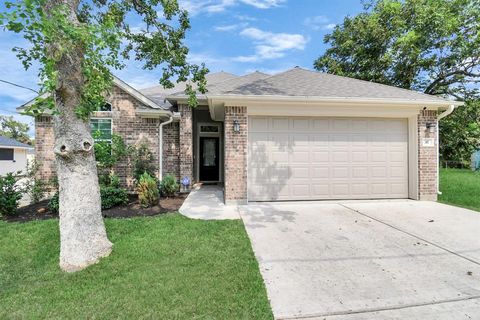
[2, 194, 188, 223]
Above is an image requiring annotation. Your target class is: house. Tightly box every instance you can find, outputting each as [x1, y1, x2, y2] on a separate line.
[20, 67, 462, 203]
[0, 135, 34, 176]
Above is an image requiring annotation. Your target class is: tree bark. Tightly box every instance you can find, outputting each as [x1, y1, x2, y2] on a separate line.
[45, 0, 112, 272]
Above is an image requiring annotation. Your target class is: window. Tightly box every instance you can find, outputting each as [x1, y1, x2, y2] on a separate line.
[200, 125, 219, 133]
[90, 119, 112, 142]
[0, 148, 14, 161]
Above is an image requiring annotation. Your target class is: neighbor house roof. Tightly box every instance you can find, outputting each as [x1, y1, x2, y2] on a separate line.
[0, 136, 33, 149]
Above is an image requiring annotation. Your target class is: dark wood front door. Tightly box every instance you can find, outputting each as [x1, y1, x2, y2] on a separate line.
[199, 137, 219, 181]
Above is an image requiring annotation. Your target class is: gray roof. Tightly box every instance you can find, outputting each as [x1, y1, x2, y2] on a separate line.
[0, 135, 32, 149]
[140, 71, 238, 107]
[156, 67, 452, 104]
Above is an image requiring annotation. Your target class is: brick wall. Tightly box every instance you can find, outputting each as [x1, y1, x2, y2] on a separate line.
[224, 106, 248, 204]
[34, 85, 180, 192]
[110, 86, 160, 190]
[418, 109, 438, 201]
[163, 121, 180, 179]
[35, 116, 56, 184]
[179, 104, 193, 185]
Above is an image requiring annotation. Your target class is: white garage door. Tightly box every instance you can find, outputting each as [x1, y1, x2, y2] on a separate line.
[248, 117, 409, 201]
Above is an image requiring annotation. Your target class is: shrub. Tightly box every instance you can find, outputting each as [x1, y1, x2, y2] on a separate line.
[130, 142, 157, 182]
[136, 172, 159, 208]
[24, 160, 46, 204]
[99, 172, 121, 188]
[48, 184, 128, 213]
[48, 191, 60, 214]
[0, 172, 22, 216]
[160, 174, 178, 197]
[100, 185, 128, 210]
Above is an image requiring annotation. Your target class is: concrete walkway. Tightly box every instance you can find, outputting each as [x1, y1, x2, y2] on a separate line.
[179, 185, 240, 220]
[240, 200, 480, 320]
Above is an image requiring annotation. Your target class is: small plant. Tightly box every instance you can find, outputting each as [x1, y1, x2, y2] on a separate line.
[0, 172, 22, 216]
[48, 191, 60, 214]
[136, 172, 159, 208]
[100, 185, 128, 210]
[160, 174, 178, 197]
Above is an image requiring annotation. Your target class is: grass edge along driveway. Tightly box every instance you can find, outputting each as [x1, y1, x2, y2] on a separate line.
[0, 213, 273, 319]
[439, 168, 480, 212]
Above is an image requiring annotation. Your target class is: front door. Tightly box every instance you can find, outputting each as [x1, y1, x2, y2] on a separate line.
[199, 136, 219, 181]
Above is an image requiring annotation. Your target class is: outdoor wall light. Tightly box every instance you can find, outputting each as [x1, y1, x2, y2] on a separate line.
[233, 120, 240, 133]
[426, 122, 436, 133]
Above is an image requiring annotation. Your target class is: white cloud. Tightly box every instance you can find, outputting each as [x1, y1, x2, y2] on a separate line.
[233, 27, 308, 62]
[214, 22, 248, 32]
[179, 0, 285, 16]
[303, 15, 335, 31]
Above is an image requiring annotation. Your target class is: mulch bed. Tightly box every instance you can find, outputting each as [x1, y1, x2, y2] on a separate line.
[2, 193, 188, 223]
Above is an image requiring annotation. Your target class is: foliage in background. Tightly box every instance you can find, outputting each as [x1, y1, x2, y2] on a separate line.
[0, 172, 22, 216]
[314, 0, 480, 162]
[136, 172, 159, 208]
[94, 133, 127, 171]
[24, 160, 46, 204]
[0, 116, 31, 145]
[440, 99, 480, 163]
[160, 174, 179, 197]
[130, 142, 157, 183]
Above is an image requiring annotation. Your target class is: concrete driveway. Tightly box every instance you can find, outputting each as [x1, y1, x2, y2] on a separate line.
[239, 200, 480, 319]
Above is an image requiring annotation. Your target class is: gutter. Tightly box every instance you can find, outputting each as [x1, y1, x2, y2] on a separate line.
[158, 111, 181, 180]
[437, 105, 456, 195]
[158, 115, 173, 181]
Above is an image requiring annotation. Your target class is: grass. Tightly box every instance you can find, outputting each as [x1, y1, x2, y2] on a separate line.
[439, 168, 480, 212]
[0, 214, 273, 319]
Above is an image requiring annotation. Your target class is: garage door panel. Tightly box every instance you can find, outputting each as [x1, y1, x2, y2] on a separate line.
[248, 117, 408, 201]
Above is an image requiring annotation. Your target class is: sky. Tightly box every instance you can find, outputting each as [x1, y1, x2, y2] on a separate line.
[0, 0, 365, 135]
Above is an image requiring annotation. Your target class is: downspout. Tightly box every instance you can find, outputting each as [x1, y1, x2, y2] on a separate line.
[437, 104, 456, 195]
[159, 115, 173, 181]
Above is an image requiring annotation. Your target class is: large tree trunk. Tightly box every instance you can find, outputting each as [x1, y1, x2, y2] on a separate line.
[46, 0, 112, 272]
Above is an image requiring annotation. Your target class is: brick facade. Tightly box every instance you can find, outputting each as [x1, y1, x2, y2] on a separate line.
[179, 104, 193, 185]
[110, 86, 160, 190]
[224, 106, 248, 204]
[34, 85, 166, 192]
[162, 121, 180, 179]
[35, 116, 56, 184]
[418, 110, 438, 201]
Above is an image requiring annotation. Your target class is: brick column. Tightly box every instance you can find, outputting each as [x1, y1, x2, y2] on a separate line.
[35, 116, 56, 186]
[224, 106, 247, 205]
[418, 110, 438, 201]
[179, 104, 193, 186]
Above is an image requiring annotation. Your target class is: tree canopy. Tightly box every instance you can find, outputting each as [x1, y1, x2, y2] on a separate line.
[0, 0, 208, 118]
[0, 115, 31, 144]
[314, 0, 480, 97]
[314, 0, 480, 162]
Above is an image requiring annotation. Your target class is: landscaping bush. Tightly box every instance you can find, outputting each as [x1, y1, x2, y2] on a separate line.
[130, 142, 157, 182]
[48, 191, 60, 214]
[0, 172, 22, 216]
[24, 160, 46, 204]
[160, 174, 178, 197]
[100, 185, 128, 210]
[136, 172, 159, 208]
[48, 184, 128, 213]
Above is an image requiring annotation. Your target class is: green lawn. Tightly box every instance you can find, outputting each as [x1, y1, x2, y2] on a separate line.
[439, 168, 480, 212]
[0, 214, 273, 319]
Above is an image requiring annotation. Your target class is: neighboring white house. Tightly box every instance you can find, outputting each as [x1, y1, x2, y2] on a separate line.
[0, 135, 34, 176]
